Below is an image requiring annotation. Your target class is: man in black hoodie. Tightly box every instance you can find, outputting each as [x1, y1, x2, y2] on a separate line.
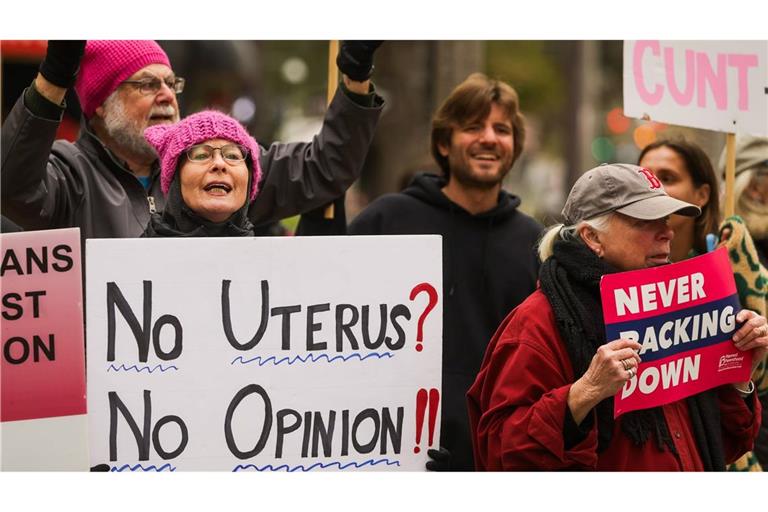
[349, 73, 543, 470]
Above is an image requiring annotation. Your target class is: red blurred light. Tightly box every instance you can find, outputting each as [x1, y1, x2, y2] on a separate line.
[1, 40, 47, 60]
[606, 107, 631, 135]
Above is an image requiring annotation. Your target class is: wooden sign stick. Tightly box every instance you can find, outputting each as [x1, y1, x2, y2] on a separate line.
[724, 133, 736, 218]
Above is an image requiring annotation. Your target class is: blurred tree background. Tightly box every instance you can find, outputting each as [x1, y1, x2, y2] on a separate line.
[1, 40, 728, 227]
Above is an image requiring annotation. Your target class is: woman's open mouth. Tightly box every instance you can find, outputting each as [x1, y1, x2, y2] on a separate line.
[203, 182, 232, 195]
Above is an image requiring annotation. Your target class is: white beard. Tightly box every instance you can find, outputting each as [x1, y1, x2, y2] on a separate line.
[100, 92, 178, 161]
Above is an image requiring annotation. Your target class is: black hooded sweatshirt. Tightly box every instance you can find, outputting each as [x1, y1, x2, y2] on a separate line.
[349, 173, 543, 470]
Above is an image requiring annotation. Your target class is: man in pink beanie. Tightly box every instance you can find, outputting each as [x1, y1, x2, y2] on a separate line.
[1, 40, 384, 239]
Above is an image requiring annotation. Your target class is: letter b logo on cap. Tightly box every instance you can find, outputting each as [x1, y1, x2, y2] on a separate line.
[638, 168, 662, 189]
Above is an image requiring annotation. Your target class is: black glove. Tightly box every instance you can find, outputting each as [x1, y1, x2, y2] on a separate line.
[336, 41, 383, 82]
[425, 446, 451, 471]
[39, 40, 87, 88]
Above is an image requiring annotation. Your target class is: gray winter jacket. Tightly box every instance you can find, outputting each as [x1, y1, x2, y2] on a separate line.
[1, 86, 382, 239]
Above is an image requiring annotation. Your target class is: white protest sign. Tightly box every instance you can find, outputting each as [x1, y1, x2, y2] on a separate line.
[86, 236, 442, 471]
[624, 40, 768, 135]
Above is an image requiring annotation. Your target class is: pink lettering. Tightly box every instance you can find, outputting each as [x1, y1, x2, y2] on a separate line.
[664, 47, 695, 106]
[632, 42, 761, 113]
[696, 52, 728, 110]
[728, 54, 759, 111]
[634, 40, 664, 105]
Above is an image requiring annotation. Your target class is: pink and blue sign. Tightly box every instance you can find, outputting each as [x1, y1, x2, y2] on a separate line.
[600, 247, 752, 417]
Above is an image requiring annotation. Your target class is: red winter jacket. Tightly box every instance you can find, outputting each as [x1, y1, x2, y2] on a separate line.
[468, 288, 761, 471]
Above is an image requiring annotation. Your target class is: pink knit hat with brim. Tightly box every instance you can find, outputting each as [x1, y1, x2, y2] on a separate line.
[75, 40, 171, 118]
[144, 110, 262, 200]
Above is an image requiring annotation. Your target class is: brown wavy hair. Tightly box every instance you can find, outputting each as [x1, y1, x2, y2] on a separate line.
[430, 73, 526, 179]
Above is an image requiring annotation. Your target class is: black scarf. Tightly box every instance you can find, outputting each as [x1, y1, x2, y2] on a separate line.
[539, 237, 725, 470]
[143, 175, 255, 238]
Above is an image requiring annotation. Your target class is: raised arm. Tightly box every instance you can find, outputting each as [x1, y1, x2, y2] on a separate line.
[1, 41, 86, 229]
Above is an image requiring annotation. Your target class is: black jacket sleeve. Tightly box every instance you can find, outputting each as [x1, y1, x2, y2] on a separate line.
[1, 86, 79, 230]
[248, 86, 383, 225]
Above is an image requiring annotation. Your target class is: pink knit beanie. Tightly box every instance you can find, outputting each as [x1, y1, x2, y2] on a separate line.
[144, 110, 262, 200]
[74, 40, 171, 118]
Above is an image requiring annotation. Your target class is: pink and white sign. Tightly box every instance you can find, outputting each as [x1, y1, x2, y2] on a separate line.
[600, 248, 752, 417]
[624, 40, 768, 136]
[1, 228, 86, 422]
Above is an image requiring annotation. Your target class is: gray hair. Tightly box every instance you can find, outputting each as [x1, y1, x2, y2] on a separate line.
[537, 212, 613, 261]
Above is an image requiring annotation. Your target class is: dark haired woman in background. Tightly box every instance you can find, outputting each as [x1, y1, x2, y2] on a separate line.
[639, 138, 766, 471]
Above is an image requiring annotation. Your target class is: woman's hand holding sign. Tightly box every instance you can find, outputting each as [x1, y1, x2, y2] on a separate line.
[732, 309, 768, 388]
[567, 338, 642, 425]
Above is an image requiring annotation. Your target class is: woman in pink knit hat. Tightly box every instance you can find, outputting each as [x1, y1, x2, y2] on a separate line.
[141, 110, 262, 237]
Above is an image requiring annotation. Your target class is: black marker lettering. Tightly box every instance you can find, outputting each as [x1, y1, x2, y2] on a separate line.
[361, 304, 387, 349]
[271, 305, 301, 350]
[352, 409, 380, 454]
[224, 384, 272, 459]
[221, 279, 269, 350]
[107, 281, 152, 362]
[387, 304, 411, 350]
[312, 410, 336, 458]
[306, 303, 330, 351]
[109, 390, 151, 461]
[335, 304, 360, 351]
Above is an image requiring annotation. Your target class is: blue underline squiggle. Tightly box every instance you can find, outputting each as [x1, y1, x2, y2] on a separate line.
[111, 463, 176, 472]
[232, 458, 401, 472]
[108, 363, 178, 373]
[230, 351, 394, 367]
